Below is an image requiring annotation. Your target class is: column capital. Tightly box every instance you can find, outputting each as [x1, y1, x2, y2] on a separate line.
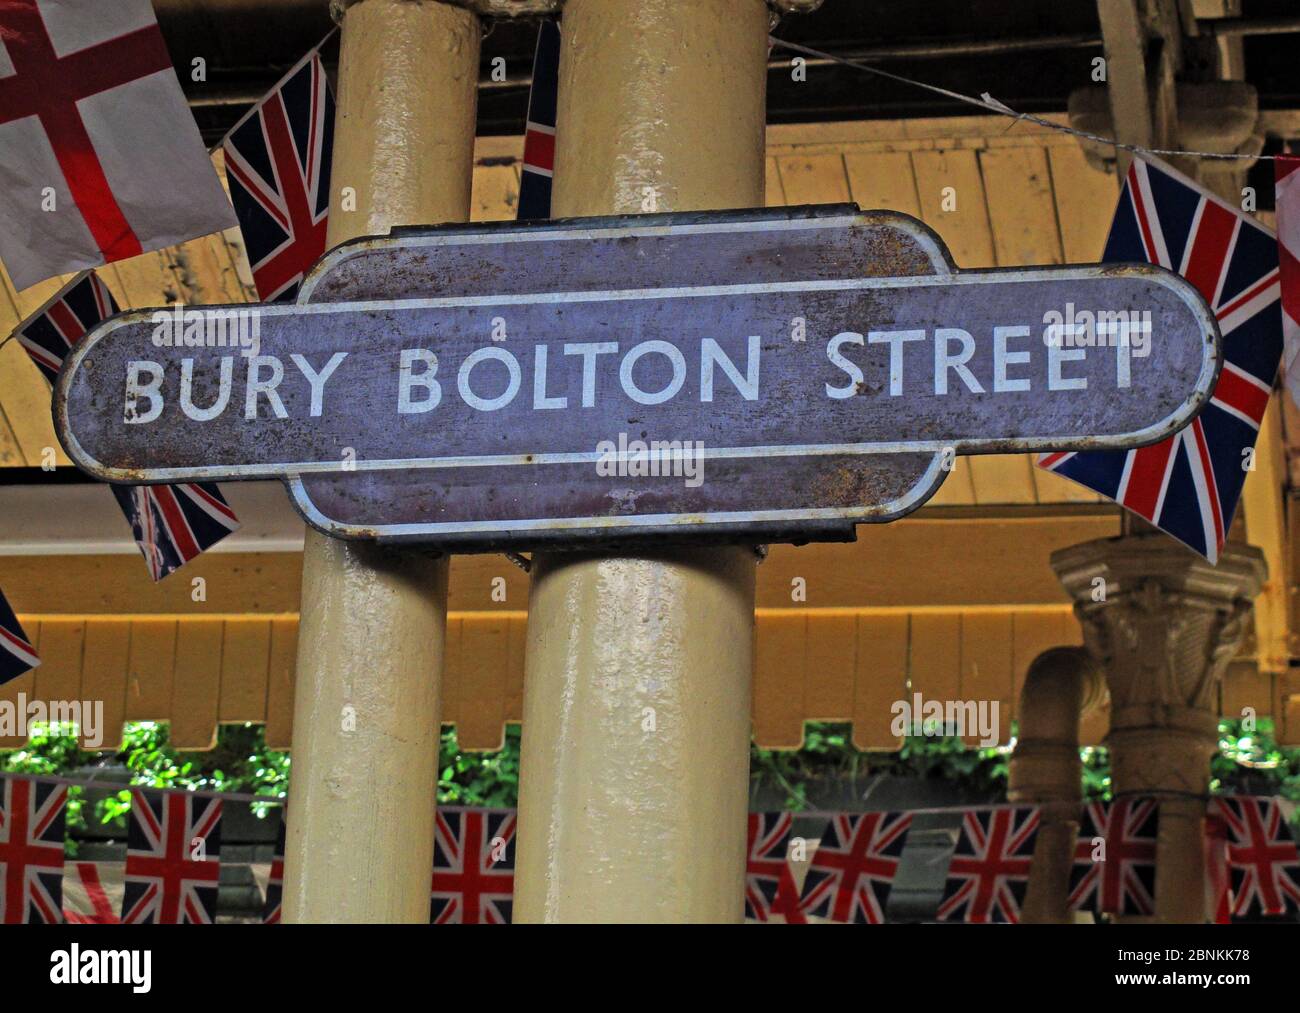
[1051, 533, 1265, 738]
[332, 0, 824, 22]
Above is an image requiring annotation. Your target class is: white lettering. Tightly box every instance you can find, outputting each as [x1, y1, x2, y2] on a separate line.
[459, 346, 521, 412]
[398, 348, 441, 414]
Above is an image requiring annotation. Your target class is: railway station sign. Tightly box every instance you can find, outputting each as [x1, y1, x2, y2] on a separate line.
[55, 207, 1221, 550]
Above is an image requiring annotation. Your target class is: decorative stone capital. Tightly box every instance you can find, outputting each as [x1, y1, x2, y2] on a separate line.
[1051, 534, 1265, 743]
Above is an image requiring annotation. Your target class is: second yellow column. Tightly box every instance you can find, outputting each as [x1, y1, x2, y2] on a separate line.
[514, 0, 769, 923]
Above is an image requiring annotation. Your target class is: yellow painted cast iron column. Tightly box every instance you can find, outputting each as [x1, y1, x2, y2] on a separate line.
[514, 0, 769, 922]
[283, 0, 479, 923]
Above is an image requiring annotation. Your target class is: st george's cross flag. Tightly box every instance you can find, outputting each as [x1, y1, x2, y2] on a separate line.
[11, 272, 241, 580]
[517, 19, 560, 221]
[0, 776, 66, 923]
[744, 812, 806, 923]
[121, 788, 222, 924]
[796, 811, 912, 924]
[430, 808, 516, 924]
[222, 48, 334, 302]
[1277, 155, 1300, 409]
[1210, 795, 1300, 918]
[0, 0, 236, 290]
[936, 806, 1040, 924]
[0, 586, 39, 686]
[261, 811, 285, 924]
[1069, 797, 1159, 916]
[1039, 156, 1283, 563]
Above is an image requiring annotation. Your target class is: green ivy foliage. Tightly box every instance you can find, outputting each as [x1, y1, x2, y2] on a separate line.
[749, 722, 1011, 810]
[4, 716, 1297, 852]
[437, 725, 520, 807]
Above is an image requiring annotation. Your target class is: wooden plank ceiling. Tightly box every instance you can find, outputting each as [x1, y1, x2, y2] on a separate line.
[3, 116, 1296, 751]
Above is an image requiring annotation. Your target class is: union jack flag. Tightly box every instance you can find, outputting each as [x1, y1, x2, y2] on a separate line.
[796, 811, 912, 924]
[262, 811, 285, 924]
[936, 806, 1040, 924]
[111, 483, 240, 582]
[1068, 797, 1159, 916]
[1038, 156, 1283, 562]
[0, 776, 66, 924]
[517, 19, 559, 221]
[1210, 795, 1300, 917]
[0, 586, 39, 686]
[14, 271, 116, 384]
[121, 789, 222, 924]
[430, 808, 515, 924]
[222, 48, 333, 301]
[11, 272, 241, 580]
[745, 812, 806, 923]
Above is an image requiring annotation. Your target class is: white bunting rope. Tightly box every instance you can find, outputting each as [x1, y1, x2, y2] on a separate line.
[768, 35, 1293, 162]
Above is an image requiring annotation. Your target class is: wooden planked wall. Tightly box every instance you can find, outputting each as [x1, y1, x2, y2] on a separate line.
[2, 607, 1289, 753]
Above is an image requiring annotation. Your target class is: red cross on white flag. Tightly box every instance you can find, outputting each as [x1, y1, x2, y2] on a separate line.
[1278, 155, 1300, 410]
[0, 0, 236, 290]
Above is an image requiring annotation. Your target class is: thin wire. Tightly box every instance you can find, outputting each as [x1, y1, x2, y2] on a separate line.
[769, 36, 1290, 162]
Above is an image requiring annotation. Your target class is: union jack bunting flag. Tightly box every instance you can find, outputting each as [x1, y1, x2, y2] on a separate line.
[745, 812, 806, 923]
[262, 812, 285, 924]
[14, 271, 117, 384]
[11, 271, 241, 579]
[0, 776, 66, 923]
[797, 811, 912, 924]
[1038, 156, 1283, 562]
[222, 48, 334, 301]
[430, 808, 515, 924]
[936, 806, 1040, 924]
[121, 789, 222, 924]
[111, 483, 240, 582]
[1210, 795, 1300, 917]
[0, 586, 39, 686]
[1068, 797, 1159, 916]
[517, 19, 559, 221]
